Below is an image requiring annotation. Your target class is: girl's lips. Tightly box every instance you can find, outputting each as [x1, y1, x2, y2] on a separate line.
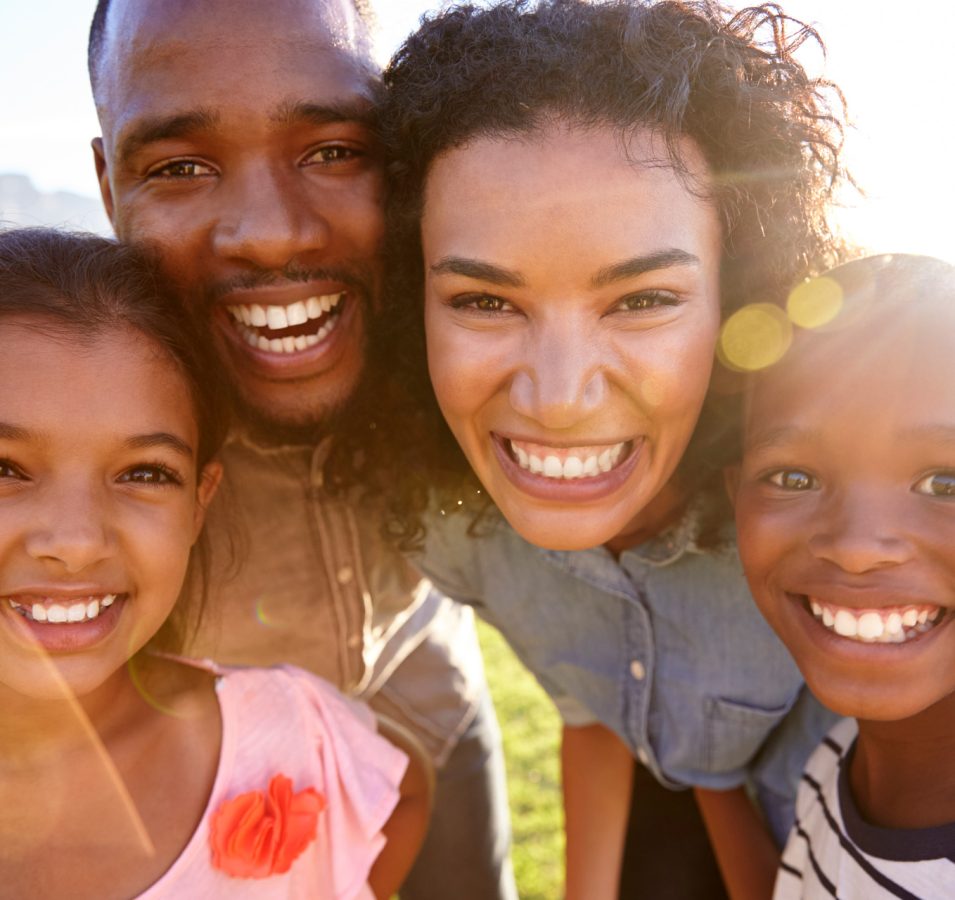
[2, 593, 126, 654]
[492, 433, 645, 502]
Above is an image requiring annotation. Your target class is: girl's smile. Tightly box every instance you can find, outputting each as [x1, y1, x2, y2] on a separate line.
[422, 122, 722, 550]
[0, 318, 218, 700]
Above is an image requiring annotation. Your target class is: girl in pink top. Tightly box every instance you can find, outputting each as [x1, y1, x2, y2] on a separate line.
[0, 229, 431, 899]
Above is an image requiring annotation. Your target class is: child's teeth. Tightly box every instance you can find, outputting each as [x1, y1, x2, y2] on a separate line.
[902, 609, 918, 627]
[87, 600, 99, 619]
[856, 612, 883, 641]
[5, 595, 117, 624]
[809, 598, 946, 645]
[47, 605, 68, 623]
[32, 603, 47, 622]
[833, 610, 858, 638]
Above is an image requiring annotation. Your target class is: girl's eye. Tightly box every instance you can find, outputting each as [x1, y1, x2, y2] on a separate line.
[766, 469, 817, 491]
[148, 160, 216, 179]
[450, 294, 514, 314]
[119, 464, 183, 487]
[913, 472, 955, 497]
[614, 291, 681, 313]
[0, 459, 25, 480]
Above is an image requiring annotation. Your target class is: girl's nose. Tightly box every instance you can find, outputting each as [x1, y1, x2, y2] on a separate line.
[25, 486, 113, 574]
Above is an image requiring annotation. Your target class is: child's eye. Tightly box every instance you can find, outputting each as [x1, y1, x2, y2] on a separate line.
[119, 464, 183, 486]
[766, 469, 817, 491]
[913, 472, 955, 497]
[449, 293, 514, 314]
[0, 459, 26, 480]
[613, 291, 682, 313]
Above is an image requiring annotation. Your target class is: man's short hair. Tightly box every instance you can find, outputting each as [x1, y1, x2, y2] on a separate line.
[87, 0, 377, 94]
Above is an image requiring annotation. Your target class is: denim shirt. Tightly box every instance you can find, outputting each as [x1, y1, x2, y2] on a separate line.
[418, 500, 839, 843]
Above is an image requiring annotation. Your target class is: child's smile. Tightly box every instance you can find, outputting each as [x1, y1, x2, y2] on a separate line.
[734, 290, 955, 723]
[4, 591, 123, 652]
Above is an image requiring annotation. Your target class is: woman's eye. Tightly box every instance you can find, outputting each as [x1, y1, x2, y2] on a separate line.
[914, 472, 955, 497]
[119, 464, 183, 486]
[615, 291, 681, 313]
[149, 160, 216, 179]
[450, 294, 513, 314]
[766, 469, 816, 491]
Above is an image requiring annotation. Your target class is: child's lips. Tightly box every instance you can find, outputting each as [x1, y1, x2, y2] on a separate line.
[1, 592, 127, 653]
[6, 593, 120, 624]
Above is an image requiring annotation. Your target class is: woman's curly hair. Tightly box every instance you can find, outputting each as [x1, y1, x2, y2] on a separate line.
[325, 0, 851, 548]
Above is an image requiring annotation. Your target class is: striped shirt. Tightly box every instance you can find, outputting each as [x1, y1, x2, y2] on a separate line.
[774, 718, 955, 899]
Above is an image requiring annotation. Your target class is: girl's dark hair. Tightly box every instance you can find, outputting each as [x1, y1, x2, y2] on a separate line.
[0, 227, 230, 648]
[338, 0, 852, 547]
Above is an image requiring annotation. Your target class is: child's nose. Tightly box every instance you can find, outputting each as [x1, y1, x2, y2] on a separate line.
[808, 489, 913, 573]
[25, 484, 113, 573]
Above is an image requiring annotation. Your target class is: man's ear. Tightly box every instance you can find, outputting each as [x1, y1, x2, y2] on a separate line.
[92, 137, 116, 226]
[723, 465, 741, 508]
[192, 461, 224, 541]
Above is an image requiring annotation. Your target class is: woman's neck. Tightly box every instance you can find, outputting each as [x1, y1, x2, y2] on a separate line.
[604, 479, 689, 556]
[852, 693, 955, 830]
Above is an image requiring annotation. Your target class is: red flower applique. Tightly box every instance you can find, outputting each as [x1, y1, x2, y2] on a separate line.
[210, 774, 326, 878]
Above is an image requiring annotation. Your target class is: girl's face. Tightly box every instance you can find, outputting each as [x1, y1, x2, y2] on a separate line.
[422, 122, 722, 549]
[735, 300, 955, 722]
[0, 319, 219, 701]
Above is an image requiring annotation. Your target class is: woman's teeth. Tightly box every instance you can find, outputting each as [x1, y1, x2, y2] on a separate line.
[7, 594, 116, 624]
[508, 439, 628, 479]
[808, 597, 943, 643]
[227, 293, 344, 354]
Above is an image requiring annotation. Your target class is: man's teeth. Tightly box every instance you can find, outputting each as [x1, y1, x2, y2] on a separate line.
[227, 293, 344, 354]
[508, 439, 627, 479]
[7, 594, 116, 624]
[808, 597, 943, 643]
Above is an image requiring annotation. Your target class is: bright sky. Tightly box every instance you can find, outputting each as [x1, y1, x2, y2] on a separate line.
[3, 0, 954, 260]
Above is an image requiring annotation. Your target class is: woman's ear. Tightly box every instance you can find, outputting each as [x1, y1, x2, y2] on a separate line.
[723, 465, 740, 508]
[192, 460, 224, 540]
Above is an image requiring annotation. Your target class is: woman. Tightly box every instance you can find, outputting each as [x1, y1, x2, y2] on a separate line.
[370, 1, 849, 895]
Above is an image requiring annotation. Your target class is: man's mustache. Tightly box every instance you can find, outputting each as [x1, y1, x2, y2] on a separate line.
[206, 262, 375, 302]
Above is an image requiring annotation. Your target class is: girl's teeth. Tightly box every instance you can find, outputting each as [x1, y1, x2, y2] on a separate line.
[509, 440, 629, 480]
[6, 595, 117, 624]
[808, 597, 945, 644]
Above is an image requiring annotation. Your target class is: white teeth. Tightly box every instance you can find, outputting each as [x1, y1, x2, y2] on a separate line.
[833, 610, 858, 637]
[266, 306, 289, 330]
[269, 337, 284, 353]
[235, 307, 342, 355]
[510, 440, 628, 480]
[250, 305, 267, 327]
[6, 594, 117, 624]
[306, 296, 323, 318]
[286, 301, 308, 326]
[282, 336, 296, 353]
[293, 335, 308, 352]
[808, 598, 946, 644]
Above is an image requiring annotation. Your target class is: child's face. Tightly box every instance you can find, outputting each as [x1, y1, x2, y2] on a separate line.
[0, 319, 218, 701]
[734, 300, 955, 721]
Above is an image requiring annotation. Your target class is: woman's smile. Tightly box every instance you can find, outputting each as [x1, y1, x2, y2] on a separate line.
[422, 122, 722, 549]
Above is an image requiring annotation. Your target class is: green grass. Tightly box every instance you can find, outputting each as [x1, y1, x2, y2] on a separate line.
[478, 619, 563, 900]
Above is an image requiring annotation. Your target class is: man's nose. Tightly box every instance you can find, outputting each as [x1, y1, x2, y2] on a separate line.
[808, 487, 913, 574]
[25, 482, 114, 574]
[211, 165, 333, 270]
[508, 320, 608, 429]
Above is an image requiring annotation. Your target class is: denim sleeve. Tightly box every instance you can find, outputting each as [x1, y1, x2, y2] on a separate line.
[746, 686, 843, 846]
[415, 509, 487, 611]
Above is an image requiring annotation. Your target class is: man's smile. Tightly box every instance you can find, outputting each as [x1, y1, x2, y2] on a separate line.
[226, 291, 345, 355]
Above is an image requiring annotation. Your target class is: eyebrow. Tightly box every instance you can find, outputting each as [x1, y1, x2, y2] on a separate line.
[429, 248, 702, 290]
[124, 433, 195, 459]
[743, 425, 824, 455]
[272, 99, 377, 129]
[117, 109, 220, 166]
[591, 249, 701, 288]
[0, 422, 30, 442]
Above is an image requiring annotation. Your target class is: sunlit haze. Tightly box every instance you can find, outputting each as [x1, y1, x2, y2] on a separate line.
[2, 0, 953, 261]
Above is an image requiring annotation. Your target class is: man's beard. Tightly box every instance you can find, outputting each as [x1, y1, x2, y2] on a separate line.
[199, 260, 378, 447]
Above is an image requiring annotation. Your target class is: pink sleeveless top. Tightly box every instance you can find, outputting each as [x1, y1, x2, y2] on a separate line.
[138, 663, 407, 899]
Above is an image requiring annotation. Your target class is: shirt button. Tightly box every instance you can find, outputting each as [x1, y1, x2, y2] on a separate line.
[630, 659, 646, 681]
[636, 747, 650, 766]
[337, 566, 354, 585]
[347, 634, 362, 649]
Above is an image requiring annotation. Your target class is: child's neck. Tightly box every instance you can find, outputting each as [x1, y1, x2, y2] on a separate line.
[852, 692, 955, 830]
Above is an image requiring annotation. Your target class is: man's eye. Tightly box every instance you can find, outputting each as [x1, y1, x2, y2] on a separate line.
[766, 469, 816, 491]
[615, 291, 681, 313]
[450, 294, 513, 314]
[149, 160, 216, 179]
[119, 464, 182, 486]
[913, 472, 955, 497]
[305, 145, 359, 165]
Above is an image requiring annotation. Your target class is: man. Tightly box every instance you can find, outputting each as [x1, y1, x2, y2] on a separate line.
[87, 1, 515, 897]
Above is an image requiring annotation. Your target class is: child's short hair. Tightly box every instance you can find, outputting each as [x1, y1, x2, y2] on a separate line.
[0, 228, 229, 467]
[0, 227, 230, 649]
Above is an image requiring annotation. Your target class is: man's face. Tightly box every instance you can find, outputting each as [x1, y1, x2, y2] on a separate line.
[92, 0, 384, 429]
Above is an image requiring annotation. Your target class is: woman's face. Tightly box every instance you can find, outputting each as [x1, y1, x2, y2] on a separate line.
[422, 122, 722, 550]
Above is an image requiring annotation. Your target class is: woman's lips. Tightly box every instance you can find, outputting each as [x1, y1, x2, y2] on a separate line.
[492, 434, 645, 501]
